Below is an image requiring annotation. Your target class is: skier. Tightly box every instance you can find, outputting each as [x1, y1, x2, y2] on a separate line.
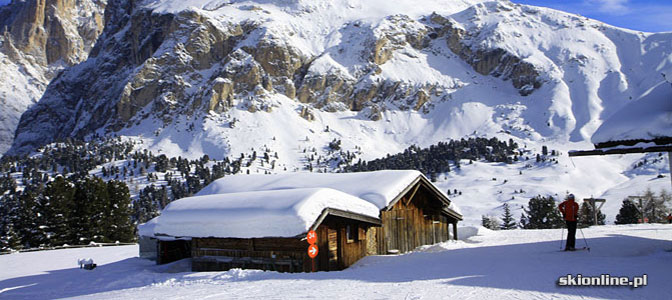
[559, 194, 579, 251]
[667, 213, 672, 224]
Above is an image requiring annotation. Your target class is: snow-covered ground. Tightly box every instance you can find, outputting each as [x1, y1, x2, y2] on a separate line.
[1, 224, 670, 299]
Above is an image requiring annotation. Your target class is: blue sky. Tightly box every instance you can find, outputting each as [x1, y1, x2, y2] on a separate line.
[511, 0, 672, 32]
[0, 0, 670, 32]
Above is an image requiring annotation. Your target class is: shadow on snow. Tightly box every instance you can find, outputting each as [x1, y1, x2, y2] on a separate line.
[1, 234, 670, 299]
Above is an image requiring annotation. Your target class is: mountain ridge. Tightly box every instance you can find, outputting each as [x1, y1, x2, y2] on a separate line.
[8, 0, 671, 160]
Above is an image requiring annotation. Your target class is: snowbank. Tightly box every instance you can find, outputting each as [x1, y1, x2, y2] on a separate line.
[196, 170, 426, 209]
[592, 81, 672, 145]
[457, 226, 494, 240]
[154, 188, 380, 238]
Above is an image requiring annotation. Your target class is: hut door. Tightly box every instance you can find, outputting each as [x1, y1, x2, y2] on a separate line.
[327, 228, 339, 270]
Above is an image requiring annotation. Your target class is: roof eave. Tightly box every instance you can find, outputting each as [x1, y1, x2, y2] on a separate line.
[384, 174, 463, 221]
[308, 207, 382, 232]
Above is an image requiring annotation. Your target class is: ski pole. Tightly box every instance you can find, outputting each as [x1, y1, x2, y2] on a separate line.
[579, 227, 589, 249]
[560, 227, 565, 249]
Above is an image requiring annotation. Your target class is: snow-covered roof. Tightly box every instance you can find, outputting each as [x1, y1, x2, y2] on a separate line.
[196, 170, 427, 209]
[137, 217, 159, 238]
[591, 81, 672, 147]
[153, 188, 380, 238]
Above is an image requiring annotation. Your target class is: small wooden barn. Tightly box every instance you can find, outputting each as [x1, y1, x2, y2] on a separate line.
[140, 170, 462, 272]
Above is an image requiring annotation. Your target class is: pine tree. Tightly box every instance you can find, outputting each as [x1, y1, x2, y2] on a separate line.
[481, 215, 500, 230]
[15, 184, 46, 248]
[134, 186, 160, 224]
[42, 176, 76, 246]
[640, 188, 669, 223]
[615, 199, 640, 224]
[578, 202, 606, 228]
[500, 203, 517, 230]
[522, 195, 564, 229]
[519, 212, 528, 228]
[72, 177, 109, 244]
[0, 194, 22, 250]
[105, 180, 134, 243]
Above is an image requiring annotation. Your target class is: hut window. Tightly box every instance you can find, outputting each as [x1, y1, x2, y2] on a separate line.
[346, 225, 357, 243]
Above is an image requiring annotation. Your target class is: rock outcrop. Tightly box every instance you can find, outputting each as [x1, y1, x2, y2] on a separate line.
[429, 12, 542, 96]
[0, 0, 106, 154]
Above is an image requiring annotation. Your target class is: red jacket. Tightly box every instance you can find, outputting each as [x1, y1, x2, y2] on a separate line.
[559, 200, 579, 221]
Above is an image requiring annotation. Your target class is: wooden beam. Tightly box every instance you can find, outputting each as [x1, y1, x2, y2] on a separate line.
[441, 207, 463, 222]
[385, 176, 422, 210]
[309, 208, 382, 232]
[384, 175, 463, 221]
[404, 183, 421, 206]
[569, 145, 672, 157]
[326, 208, 383, 226]
[669, 152, 672, 190]
[594, 137, 672, 149]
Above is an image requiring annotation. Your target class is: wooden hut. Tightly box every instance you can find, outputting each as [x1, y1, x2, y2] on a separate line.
[143, 170, 462, 272]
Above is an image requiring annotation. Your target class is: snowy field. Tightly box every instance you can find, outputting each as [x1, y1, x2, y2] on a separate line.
[1, 224, 670, 299]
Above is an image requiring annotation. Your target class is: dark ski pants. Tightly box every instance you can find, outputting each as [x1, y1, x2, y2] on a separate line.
[565, 220, 577, 250]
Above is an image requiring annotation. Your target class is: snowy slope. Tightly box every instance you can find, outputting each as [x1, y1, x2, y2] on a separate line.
[0, 52, 46, 155]
[592, 80, 672, 145]
[0, 224, 670, 299]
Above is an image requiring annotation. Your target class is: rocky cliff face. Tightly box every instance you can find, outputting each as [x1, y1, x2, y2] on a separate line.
[7, 0, 672, 159]
[0, 0, 106, 154]
[429, 12, 541, 96]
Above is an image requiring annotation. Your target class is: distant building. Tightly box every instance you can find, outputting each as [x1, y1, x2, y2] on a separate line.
[138, 170, 462, 272]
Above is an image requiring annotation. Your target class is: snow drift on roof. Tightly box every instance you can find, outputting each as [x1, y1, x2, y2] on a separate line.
[592, 81, 672, 146]
[196, 170, 426, 209]
[153, 188, 380, 238]
[137, 217, 159, 238]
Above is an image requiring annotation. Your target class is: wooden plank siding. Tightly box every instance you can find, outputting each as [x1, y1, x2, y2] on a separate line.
[191, 237, 311, 272]
[191, 214, 375, 272]
[374, 182, 458, 255]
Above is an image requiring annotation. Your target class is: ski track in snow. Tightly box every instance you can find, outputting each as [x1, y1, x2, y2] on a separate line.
[0, 224, 670, 299]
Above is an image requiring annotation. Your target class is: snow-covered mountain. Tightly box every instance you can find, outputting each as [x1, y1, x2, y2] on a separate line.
[8, 0, 671, 155]
[2, 0, 671, 223]
[0, 0, 107, 154]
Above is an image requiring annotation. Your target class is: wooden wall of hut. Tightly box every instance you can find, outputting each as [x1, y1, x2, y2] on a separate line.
[373, 182, 458, 254]
[191, 237, 311, 272]
[191, 215, 375, 272]
[315, 215, 370, 271]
